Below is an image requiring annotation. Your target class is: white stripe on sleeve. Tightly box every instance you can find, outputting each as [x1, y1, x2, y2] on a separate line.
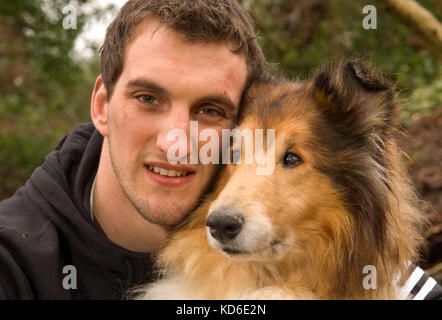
[402, 266, 424, 297]
[413, 277, 437, 300]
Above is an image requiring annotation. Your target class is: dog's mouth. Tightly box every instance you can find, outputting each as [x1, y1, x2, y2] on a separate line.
[222, 247, 244, 255]
[220, 240, 281, 257]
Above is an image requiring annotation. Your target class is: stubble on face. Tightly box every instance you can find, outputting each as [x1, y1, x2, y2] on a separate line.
[107, 134, 220, 226]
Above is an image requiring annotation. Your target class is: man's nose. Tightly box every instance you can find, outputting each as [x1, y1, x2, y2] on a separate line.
[205, 209, 244, 243]
[155, 108, 191, 155]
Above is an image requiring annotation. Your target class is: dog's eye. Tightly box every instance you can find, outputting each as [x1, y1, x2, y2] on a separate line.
[282, 152, 302, 168]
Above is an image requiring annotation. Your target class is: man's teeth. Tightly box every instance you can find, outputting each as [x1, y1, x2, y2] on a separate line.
[148, 165, 189, 177]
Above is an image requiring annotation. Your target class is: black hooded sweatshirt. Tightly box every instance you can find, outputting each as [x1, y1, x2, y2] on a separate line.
[0, 123, 154, 299]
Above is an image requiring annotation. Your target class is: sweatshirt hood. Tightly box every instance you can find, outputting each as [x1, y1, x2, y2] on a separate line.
[30, 123, 153, 292]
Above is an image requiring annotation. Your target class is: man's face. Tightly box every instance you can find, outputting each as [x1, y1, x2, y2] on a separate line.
[100, 20, 247, 226]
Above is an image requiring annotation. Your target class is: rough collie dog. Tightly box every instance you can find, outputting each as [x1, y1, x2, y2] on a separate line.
[136, 60, 425, 299]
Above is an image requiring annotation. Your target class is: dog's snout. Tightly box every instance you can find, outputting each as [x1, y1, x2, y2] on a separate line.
[206, 210, 244, 243]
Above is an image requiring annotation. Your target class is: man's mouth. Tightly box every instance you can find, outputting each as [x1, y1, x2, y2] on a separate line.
[144, 163, 196, 187]
[147, 165, 193, 177]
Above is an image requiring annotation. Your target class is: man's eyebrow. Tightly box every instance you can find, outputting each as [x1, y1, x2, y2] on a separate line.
[126, 78, 169, 96]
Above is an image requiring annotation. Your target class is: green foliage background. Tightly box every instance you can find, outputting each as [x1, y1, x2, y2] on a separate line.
[0, 0, 441, 199]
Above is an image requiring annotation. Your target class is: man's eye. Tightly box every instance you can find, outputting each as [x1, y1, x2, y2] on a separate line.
[199, 107, 222, 117]
[137, 95, 159, 105]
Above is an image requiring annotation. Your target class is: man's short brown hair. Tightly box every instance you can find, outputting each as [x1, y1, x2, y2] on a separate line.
[99, 0, 268, 99]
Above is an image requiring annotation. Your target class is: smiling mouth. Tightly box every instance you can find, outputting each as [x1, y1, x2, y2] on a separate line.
[146, 165, 195, 177]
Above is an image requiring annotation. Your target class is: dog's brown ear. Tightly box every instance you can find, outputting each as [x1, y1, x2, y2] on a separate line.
[243, 72, 277, 101]
[311, 60, 400, 257]
[312, 59, 398, 135]
[238, 72, 281, 123]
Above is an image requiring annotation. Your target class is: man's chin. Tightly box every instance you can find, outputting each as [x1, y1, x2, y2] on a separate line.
[134, 200, 196, 226]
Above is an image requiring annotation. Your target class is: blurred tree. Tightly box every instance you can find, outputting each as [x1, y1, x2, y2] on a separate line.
[241, 0, 441, 119]
[242, 0, 440, 85]
[0, 0, 109, 198]
[1, 0, 88, 97]
[382, 0, 442, 70]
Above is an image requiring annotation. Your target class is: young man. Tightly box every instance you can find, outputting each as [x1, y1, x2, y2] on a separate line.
[0, 0, 266, 299]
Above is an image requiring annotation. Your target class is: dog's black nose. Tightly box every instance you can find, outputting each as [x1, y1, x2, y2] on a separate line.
[205, 210, 244, 243]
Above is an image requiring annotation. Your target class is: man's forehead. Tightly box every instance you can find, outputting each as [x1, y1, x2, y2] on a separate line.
[127, 20, 245, 66]
[122, 20, 247, 105]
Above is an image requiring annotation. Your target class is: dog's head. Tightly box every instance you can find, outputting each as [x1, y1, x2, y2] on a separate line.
[204, 60, 414, 272]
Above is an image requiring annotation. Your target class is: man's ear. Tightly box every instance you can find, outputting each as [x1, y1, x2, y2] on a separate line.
[311, 59, 398, 137]
[91, 74, 109, 137]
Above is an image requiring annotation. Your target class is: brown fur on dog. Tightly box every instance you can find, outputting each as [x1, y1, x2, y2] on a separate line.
[136, 60, 426, 299]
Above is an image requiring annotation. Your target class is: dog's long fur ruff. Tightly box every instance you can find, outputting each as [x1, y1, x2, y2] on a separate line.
[135, 60, 426, 300]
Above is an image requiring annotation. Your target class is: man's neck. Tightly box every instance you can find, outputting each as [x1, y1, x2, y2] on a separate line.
[92, 143, 168, 253]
